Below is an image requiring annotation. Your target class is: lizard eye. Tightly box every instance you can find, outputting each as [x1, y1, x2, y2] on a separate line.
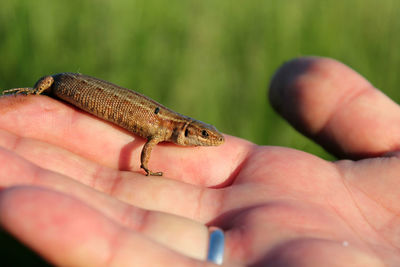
[201, 130, 209, 138]
[185, 129, 189, 137]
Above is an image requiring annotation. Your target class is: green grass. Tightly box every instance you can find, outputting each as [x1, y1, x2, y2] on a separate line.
[2, 0, 400, 160]
[1, 0, 400, 264]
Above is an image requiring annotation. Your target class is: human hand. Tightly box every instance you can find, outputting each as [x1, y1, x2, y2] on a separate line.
[1, 57, 399, 266]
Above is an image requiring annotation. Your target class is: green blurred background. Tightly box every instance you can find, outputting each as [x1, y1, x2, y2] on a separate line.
[1, 0, 400, 264]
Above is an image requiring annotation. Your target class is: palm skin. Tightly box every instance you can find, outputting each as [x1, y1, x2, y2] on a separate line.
[0, 57, 399, 266]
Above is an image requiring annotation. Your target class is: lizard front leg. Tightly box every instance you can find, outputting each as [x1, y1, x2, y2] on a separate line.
[140, 137, 163, 176]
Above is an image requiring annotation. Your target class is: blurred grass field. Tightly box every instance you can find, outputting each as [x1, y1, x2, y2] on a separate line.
[1, 0, 400, 160]
[1, 0, 400, 264]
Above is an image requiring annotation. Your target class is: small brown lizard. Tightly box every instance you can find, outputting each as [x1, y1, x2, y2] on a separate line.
[3, 73, 225, 176]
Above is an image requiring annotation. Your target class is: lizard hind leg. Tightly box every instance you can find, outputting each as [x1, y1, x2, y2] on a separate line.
[2, 75, 55, 96]
[2, 87, 35, 95]
[32, 75, 54, 95]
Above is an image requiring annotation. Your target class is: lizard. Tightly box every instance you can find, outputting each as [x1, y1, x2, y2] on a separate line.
[2, 73, 225, 176]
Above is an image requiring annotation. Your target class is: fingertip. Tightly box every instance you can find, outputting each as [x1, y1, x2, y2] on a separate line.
[269, 57, 319, 130]
[269, 56, 372, 134]
[0, 186, 41, 231]
[269, 57, 317, 111]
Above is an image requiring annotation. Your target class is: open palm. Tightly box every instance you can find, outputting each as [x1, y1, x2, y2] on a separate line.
[1, 57, 398, 266]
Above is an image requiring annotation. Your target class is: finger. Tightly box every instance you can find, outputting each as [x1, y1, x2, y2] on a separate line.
[0, 128, 115, 187]
[269, 56, 400, 159]
[0, 186, 214, 266]
[0, 146, 225, 223]
[0, 95, 246, 183]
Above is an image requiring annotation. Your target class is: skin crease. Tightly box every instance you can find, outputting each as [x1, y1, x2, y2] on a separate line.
[1, 57, 400, 266]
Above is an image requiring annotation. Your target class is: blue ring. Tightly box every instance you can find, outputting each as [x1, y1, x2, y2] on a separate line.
[207, 227, 225, 265]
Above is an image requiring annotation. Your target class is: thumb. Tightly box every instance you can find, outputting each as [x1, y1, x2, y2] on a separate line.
[269, 56, 400, 159]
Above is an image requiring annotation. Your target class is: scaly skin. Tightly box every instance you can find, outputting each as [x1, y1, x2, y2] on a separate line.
[3, 73, 224, 176]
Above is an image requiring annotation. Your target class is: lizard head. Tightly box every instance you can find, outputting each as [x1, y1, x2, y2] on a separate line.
[174, 120, 225, 146]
